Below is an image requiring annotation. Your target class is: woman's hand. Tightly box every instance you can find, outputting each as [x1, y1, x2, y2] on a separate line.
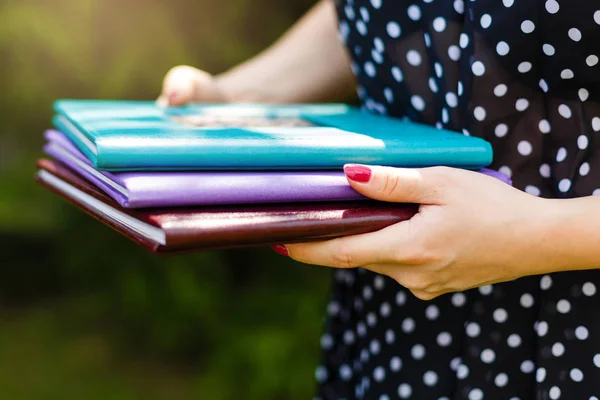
[157, 65, 230, 107]
[279, 165, 560, 300]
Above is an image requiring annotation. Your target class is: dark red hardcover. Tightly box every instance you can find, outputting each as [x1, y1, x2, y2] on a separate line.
[36, 159, 418, 253]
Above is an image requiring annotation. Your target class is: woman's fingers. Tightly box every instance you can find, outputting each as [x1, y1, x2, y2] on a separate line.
[157, 65, 225, 106]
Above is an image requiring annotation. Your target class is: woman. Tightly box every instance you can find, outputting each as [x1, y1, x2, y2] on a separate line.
[158, 1, 600, 398]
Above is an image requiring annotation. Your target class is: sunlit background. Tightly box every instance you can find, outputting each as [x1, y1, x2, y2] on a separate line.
[0, 0, 333, 398]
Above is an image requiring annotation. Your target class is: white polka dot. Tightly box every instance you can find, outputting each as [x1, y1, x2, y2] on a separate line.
[437, 332, 453, 347]
[371, 49, 383, 64]
[558, 104, 572, 118]
[539, 79, 549, 92]
[518, 61, 532, 73]
[433, 17, 447, 32]
[520, 293, 535, 308]
[374, 37, 385, 52]
[466, 322, 480, 337]
[396, 290, 407, 305]
[493, 308, 508, 323]
[595, 10, 600, 24]
[579, 88, 589, 102]
[474, 106, 486, 121]
[537, 321, 549, 337]
[545, 0, 559, 14]
[575, 326, 589, 340]
[442, 108, 449, 123]
[568, 28, 582, 42]
[559, 178, 571, 193]
[552, 342, 565, 357]
[357, 321, 367, 337]
[549, 386, 561, 400]
[499, 166, 512, 177]
[423, 370, 438, 387]
[503, 0, 514, 7]
[518, 140, 533, 156]
[494, 84, 508, 97]
[384, 87, 394, 103]
[496, 41, 510, 56]
[402, 317, 415, 333]
[315, 366, 328, 382]
[507, 333, 522, 348]
[457, 364, 469, 379]
[583, 282, 597, 296]
[543, 44, 555, 56]
[481, 349, 496, 364]
[407, 50, 422, 66]
[587, 55, 599, 67]
[448, 45, 461, 61]
[407, 5, 421, 21]
[480, 14, 492, 29]
[428, 77, 438, 93]
[472, 61, 486, 76]
[340, 364, 353, 380]
[521, 20, 535, 34]
[570, 368, 584, 382]
[539, 120, 551, 134]
[411, 344, 426, 360]
[460, 33, 469, 48]
[578, 162, 591, 178]
[540, 163, 551, 178]
[495, 372, 509, 387]
[367, 311, 377, 326]
[426, 305, 440, 320]
[356, 20, 367, 35]
[411, 95, 426, 111]
[370, 0, 382, 8]
[516, 98, 529, 111]
[560, 69, 574, 79]
[495, 123, 509, 138]
[344, 5, 355, 20]
[469, 388, 484, 400]
[385, 328, 395, 344]
[557, 299, 571, 314]
[479, 285, 493, 295]
[363, 286, 373, 300]
[370, 339, 381, 354]
[390, 356, 402, 372]
[360, 7, 370, 22]
[373, 366, 385, 382]
[593, 354, 600, 368]
[578, 135, 589, 149]
[446, 92, 458, 108]
[452, 293, 466, 307]
[525, 185, 541, 196]
[521, 360, 535, 373]
[321, 334, 333, 350]
[391, 66, 403, 82]
[556, 148, 567, 162]
[537, 367, 547, 382]
[454, 0, 465, 14]
[593, 117, 600, 132]
[450, 357, 462, 371]
[380, 302, 391, 317]
[344, 330, 355, 345]
[434, 62, 443, 78]
[364, 61, 376, 77]
[398, 383, 412, 399]
[386, 21, 401, 38]
[594, 189, 600, 195]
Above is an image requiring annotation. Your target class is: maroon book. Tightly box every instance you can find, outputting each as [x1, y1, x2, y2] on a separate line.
[36, 159, 418, 253]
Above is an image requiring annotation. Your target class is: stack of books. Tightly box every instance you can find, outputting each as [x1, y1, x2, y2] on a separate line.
[36, 100, 508, 253]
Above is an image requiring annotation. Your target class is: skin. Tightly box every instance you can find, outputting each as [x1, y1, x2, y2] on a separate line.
[159, 0, 600, 300]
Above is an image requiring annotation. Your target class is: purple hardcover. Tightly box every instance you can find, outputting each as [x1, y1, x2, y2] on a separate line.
[44, 130, 511, 209]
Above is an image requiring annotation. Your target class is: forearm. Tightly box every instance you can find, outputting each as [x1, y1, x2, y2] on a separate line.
[536, 196, 600, 273]
[215, 0, 356, 103]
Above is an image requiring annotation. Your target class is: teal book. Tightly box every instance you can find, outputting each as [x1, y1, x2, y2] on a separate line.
[53, 100, 493, 171]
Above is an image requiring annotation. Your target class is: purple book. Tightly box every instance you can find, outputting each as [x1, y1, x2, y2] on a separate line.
[43, 130, 511, 209]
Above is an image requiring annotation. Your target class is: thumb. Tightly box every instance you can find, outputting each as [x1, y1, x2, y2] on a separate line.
[157, 65, 224, 107]
[343, 164, 444, 204]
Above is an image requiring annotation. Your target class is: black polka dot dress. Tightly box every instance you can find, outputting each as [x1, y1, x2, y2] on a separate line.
[315, 1, 600, 399]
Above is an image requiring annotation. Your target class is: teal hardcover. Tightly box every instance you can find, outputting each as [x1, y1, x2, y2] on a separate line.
[53, 100, 493, 171]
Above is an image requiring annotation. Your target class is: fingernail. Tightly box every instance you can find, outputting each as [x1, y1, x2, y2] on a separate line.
[167, 91, 178, 103]
[344, 164, 372, 183]
[271, 245, 289, 256]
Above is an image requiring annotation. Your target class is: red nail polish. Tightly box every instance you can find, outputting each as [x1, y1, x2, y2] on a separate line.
[167, 91, 178, 102]
[344, 165, 372, 183]
[271, 245, 289, 256]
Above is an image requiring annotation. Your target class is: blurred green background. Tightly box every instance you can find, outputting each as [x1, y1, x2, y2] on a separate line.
[0, 0, 333, 398]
